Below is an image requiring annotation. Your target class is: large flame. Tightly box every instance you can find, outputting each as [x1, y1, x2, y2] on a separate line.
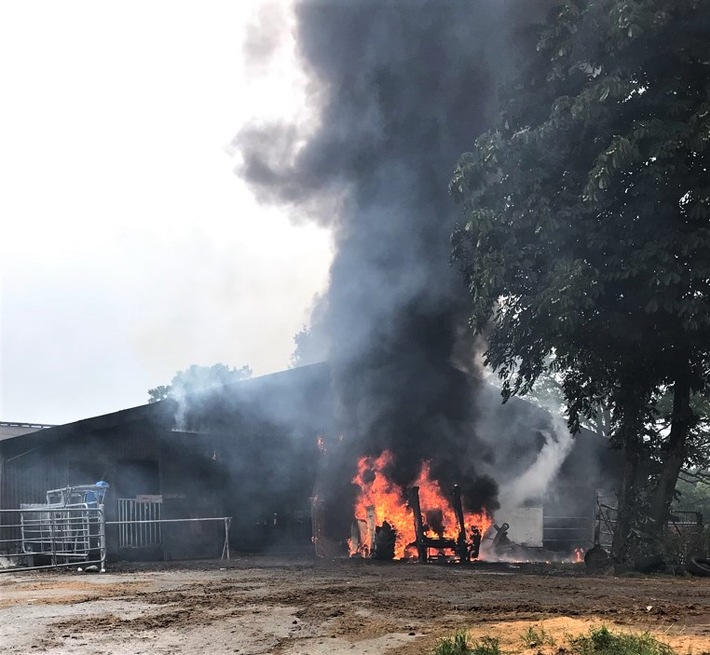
[348, 450, 492, 559]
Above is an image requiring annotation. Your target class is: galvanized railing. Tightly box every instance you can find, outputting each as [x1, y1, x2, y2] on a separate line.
[105, 516, 232, 560]
[0, 505, 106, 572]
[116, 498, 162, 548]
[1, 508, 233, 571]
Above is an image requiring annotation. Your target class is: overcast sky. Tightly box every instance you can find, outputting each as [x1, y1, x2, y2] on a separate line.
[0, 1, 332, 425]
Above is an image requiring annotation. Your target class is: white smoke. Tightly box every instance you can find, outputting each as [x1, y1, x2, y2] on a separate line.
[498, 413, 575, 509]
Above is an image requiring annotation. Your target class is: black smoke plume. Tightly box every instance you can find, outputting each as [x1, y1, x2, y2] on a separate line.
[235, 1, 550, 524]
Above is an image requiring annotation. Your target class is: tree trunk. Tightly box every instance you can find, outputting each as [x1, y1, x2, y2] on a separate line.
[649, 371, 694, 540]
[610, 382, 648, 564]
[611, 432, 642, 563]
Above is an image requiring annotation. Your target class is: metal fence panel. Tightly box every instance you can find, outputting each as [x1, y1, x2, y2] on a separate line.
[0, 506, 106, 572]
[117, 498, 162, 548]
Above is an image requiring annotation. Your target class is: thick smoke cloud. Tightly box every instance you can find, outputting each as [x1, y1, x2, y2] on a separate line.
[234, 1, 551, 518]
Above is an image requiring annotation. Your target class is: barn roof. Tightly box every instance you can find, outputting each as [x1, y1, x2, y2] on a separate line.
[0, 363, 329, 447]
[0, 421, 55, 442]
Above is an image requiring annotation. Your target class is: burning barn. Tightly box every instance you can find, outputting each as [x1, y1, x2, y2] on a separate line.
[309, 365, 618, 562]
[228, 0, 600, 560]
[1, 362, 618, 565]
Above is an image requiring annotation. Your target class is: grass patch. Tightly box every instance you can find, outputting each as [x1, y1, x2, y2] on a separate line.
[521, 625, 556, 649]
[472, 637, 502, 655]
[434, 631, 501, 655]
[433, 631, 471, 655]
[571, 626, 675, 655]
[433, 626, 676, 655]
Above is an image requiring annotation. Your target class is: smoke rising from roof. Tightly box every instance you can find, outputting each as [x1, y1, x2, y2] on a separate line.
[234, 1, 552, 515]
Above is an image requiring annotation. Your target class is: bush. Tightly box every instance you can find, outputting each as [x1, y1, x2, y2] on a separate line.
[521, 625, 555, 649]
[434, 632, 501, 655]
[433, 625, 675, 655]
[571, 626, 675, 655]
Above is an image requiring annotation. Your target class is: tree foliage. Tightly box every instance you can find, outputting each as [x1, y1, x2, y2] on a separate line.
[147, 364, 252, 403]
[451, 0, 710, 559]
[675, 477, 710, 520]
[489, 357, 614, 437]
[289, 324, 326, 368]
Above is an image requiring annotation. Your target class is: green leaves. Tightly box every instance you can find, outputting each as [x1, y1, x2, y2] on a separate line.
[451, 0, 710, 441]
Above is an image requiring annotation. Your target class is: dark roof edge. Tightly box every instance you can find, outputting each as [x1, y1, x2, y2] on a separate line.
[0, 363, 330, 445]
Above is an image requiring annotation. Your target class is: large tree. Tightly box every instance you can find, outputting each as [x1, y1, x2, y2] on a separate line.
[451, 0, 710, 561]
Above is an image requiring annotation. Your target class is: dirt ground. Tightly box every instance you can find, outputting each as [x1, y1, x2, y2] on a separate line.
[0, 556, 708, 655]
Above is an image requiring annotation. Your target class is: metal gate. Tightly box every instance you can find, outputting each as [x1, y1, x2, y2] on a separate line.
[117, 497, 162, 548]
[596, 491, 618, 551]
[0, 483, 108, 573]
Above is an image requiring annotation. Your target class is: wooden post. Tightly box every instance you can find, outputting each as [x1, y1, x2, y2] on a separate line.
[408, 486, 427, 562]
[366, 506, 377, 556]
[451, 485, 469, 562]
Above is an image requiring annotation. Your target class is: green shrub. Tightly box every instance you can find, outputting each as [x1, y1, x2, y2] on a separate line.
[433, 625, 675, 655]
[521, 625, 555, 649]
[472, 636, 502, 655]
[434, 631, 472, 655]
[433, 632, 501, 655]
[571, 626, 675, 655]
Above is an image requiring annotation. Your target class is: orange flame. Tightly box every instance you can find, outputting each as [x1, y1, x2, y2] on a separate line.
[348, 450, 492, 559]
[574, 547, 584, 563]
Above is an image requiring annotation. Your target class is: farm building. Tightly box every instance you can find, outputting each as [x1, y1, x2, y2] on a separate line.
[0, 363, 618, 563]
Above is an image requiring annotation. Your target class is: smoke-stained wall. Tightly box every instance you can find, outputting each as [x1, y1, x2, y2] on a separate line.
[235, 1, 554, 515]
[0, 375, 329, 559]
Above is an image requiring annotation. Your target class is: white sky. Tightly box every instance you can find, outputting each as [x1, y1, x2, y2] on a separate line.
[0, 1, 332, 425]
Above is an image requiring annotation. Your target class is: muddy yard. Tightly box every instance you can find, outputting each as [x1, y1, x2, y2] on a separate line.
[1, 557, 708, 655]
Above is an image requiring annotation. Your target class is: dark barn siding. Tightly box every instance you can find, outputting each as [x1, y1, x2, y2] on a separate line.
[0, 366, 331, 559]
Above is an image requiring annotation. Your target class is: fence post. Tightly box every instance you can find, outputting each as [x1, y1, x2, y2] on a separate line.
[98, 506, 106, 573]
[221, 517, 231, 560]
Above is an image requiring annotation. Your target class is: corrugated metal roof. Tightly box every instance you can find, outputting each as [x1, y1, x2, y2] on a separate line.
[0, 422, 55, 442]
[0, 363, 331, 446]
